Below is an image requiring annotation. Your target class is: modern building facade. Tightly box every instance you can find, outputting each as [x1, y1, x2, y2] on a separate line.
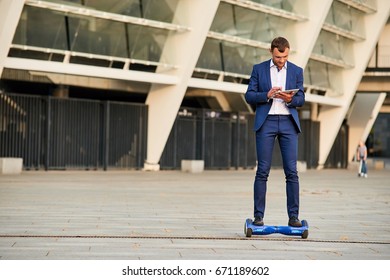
[0, 0, 389, 171]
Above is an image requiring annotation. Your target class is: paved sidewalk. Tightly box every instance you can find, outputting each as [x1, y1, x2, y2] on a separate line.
[0, 168, 389, 260]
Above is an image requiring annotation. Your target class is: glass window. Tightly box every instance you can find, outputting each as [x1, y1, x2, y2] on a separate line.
[325, 1, 365, 37]
[304, 60, 329, 89]
[197, 38, 269, 75]
[45, 0, 179, 23]
[304, 59, 343, 91]
[222, 42, 269, 75]
[13, 5, 170, 63]
[197, 39, 223, 71]
[205, 2, 292, 76]
[250, 0, 297, 13]
[68, 16, 128, 57]
[68, 15, 170, 62]
[13, 6, 68, 50]
[312, 30, 354, 66]
[211, 3, 291, 43]
[126, 25, 169, 63]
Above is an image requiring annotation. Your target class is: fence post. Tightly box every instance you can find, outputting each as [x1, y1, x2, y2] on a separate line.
[235, 112, 240, 170]
[103, 101, 110, 171]
[44, 96, 51, 171]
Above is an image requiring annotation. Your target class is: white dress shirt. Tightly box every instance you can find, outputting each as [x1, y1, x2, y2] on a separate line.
[268, 60, 290, 115]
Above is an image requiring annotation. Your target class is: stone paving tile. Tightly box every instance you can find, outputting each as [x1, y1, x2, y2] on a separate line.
[0, 169, 389, 260]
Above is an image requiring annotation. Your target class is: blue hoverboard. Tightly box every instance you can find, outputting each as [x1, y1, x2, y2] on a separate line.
[244, 218, 309, 239]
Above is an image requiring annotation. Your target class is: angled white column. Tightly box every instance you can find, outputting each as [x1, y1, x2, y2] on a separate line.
[289, 0, 333, 67]
[317, 0, 390, 168]
[0, 0, 24, 78]
[144, 0, 220, 170]
[348, 92, 386, 161]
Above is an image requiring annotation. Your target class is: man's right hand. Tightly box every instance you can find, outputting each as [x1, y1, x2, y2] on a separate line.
[267, 87, 282, 99]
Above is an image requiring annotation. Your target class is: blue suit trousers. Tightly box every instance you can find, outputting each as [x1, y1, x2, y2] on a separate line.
[254, 115, 300, 219]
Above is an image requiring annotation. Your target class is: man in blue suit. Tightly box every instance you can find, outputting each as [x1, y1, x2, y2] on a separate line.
[245, 37, 305, 227]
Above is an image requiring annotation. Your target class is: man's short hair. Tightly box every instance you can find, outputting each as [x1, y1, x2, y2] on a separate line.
[271, 37, 290, 52]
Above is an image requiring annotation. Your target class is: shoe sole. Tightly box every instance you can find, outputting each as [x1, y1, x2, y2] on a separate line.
[288, 223, 302, 227]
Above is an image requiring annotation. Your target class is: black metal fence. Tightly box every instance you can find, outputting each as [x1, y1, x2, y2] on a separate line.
[160, 109, 257, 169]
[160, 109, 320, 170]
[0, 92, 147, 170]
[300, 120, 320, 169]
[1, 92, 323, 170]
[325, 121, 349, 168]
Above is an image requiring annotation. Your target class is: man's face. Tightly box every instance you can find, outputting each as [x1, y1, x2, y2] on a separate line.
[271, 47, 289, 69]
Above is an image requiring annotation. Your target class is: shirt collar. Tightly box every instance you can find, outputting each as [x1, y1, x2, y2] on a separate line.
[270, 59, 287, 70]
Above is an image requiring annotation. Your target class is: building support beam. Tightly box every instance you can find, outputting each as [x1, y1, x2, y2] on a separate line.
[289, 0, 333, 67]
[317, 0, 390, 168]
[0, 0, 24, 78]
[144, 0, 220, 170]
[347, 92, 386, 161]
[4, 57, 179, 85]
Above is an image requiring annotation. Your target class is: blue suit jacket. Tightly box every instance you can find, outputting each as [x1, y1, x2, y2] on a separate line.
[245, 59, 305, 132]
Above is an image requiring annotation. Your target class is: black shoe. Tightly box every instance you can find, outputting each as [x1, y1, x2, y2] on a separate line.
[253, 216, 264, 226]
[288, 216, 302, 227]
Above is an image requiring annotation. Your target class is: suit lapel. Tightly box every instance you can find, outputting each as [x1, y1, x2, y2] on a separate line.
[264, 59, 272, 89]
[285, 61, 293, 89]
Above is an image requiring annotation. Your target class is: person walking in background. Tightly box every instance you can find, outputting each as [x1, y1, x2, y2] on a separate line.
[245, 37, 305, 227]
[357, 140, 368, 178]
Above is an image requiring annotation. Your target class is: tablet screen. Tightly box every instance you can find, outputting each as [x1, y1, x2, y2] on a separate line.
[281, 89, 299, 96]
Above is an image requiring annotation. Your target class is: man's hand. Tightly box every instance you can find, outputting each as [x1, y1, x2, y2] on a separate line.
[267, 87, 282, 99]
[274, 91, 293, 103]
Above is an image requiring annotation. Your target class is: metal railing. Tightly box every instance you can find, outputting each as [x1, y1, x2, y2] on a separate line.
[0, 92, 147, 170]
[160, 109, 320, 170]
[1, 92, 326, 170]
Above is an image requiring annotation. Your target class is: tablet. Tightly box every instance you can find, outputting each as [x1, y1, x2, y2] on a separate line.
[279, 89, 299, 96]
